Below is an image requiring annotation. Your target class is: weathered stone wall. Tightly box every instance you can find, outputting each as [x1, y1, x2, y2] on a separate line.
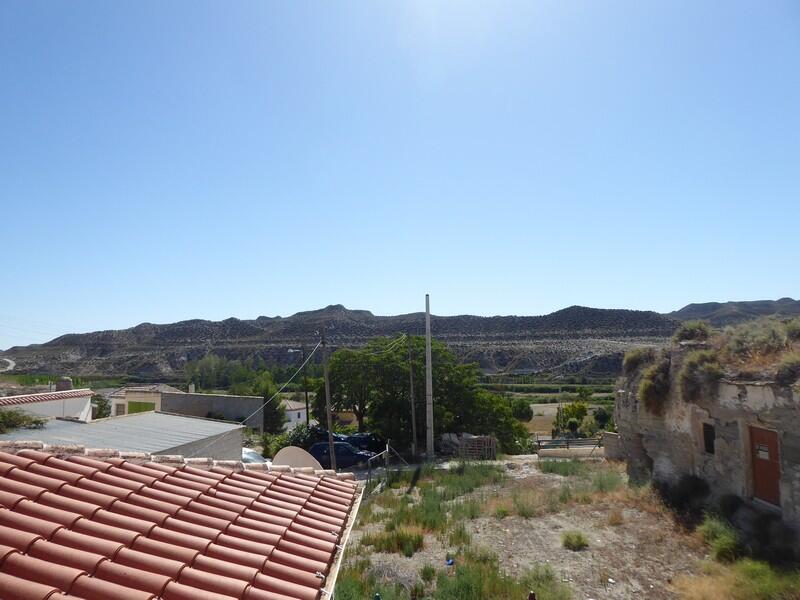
[616, 346, 800, 548]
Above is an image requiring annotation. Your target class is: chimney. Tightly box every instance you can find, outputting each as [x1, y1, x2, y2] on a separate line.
[55, 376, 73, 391]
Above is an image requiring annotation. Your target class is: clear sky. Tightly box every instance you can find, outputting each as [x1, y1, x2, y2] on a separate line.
[1, 1, 799, 349]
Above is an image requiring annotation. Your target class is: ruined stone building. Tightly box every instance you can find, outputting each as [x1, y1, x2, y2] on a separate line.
[616, 343, 800, 557]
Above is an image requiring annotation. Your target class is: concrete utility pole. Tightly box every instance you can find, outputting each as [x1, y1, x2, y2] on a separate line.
[301, 346, 309, 425]
[425, 294, 434, 460]
[321, 327, 337, 470]
[408, 336, 417, 458]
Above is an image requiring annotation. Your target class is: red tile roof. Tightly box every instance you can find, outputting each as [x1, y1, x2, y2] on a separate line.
[0, 448, 360, 600]
[0, 389, 93, 407]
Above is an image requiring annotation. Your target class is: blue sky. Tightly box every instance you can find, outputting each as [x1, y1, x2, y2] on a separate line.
[1, 1, 799, 349]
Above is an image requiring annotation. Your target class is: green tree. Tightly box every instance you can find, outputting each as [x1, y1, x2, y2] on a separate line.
[593, 406, 611, 429]
[562, 401, 588, 423]
[510, 398, 533, 422]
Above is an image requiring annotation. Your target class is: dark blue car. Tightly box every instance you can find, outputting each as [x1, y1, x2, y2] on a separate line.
[308, 441, 375, 469]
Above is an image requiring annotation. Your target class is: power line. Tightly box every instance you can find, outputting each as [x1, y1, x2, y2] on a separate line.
[183, 340, 322, 459]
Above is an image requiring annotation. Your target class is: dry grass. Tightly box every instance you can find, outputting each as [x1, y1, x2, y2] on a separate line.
[607, 508, 624, 526]
[673, 559, 800, 600]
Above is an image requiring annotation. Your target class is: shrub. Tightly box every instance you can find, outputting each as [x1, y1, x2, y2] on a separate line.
[566, 417, 579, 434]
[579, 415, 598, 438]
[638, 356, 671, 414]
[786, 318, 800, 342]
[561, 530, 589, 551]
[679, 350, 723, 402]
[775, 352, 800, 387]
[494, 506, 509, 519]
[0, 409, 47, 434]
[698, 515, 740, 563]
[623, 347, 656, 375]
[673, 320, 712, 343]
[722, 318, 789, 360]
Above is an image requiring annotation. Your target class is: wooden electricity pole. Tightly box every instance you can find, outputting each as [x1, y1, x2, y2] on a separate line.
[322, 327, 337, 470]
[425, 294, 434, 460]
[408, 336, 417, 458]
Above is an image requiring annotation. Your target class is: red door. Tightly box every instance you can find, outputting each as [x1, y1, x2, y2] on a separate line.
[750, 427, 781, 506]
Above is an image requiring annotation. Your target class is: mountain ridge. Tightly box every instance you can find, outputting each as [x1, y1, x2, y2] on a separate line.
[4, 298, 797, 378]
[2, 304, 678, 378]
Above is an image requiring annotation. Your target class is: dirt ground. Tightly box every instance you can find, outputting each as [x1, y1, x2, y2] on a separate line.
[347, 458, 706, 599]
[466, 497, 703, 599]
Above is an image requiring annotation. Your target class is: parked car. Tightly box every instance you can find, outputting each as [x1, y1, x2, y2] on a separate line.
[346, 432, 386, 453]
[308, 441, 375, 469]
[241, 448, 270, 464]
[302, 426, 348, 449]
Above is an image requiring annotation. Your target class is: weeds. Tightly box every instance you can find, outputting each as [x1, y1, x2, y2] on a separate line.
[775, 352, 800, 387]
[638, 356, 671, 414]
[679, 350, 723, 402]
[623, 347, 656, 375]
[607, 508, 624, 526]
[592, 470, 624, 493]
[698, 515, 740, 563]
[675, 559, 800, 600]
[562, 530, 589, 551]
[362, 528, 424, 557]
[673, 321, 712, 343]
[539, 459, 586, 477]
[420, 564, 436, 583]
[434, 549, 571, 600]
[448, 523, 472, 547]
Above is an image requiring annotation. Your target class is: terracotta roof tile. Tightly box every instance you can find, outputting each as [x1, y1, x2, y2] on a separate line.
[0, 448, 359, 599]
[0, 571, 62, 600]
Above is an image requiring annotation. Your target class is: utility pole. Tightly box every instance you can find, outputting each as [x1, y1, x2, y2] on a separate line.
[408, 336, 417, 458]
[425, 294, 434, 460]
[302, 346, 310, 425]
[322, 327, 337, 470]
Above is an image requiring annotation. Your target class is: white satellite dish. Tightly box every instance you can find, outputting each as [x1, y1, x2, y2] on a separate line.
[272, 445, 323, 470]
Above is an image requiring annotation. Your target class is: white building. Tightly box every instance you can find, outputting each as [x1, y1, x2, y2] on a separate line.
[0, 388, 94, 422]
[282, 398, 310, 430]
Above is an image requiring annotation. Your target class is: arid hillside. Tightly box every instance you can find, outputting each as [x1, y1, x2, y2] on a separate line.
[1, 304, 678, 378]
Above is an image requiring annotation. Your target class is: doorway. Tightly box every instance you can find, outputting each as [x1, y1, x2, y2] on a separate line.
[749, 426, 780, 507]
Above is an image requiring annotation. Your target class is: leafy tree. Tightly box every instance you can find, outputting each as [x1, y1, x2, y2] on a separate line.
[593, 406, 611, 429]
[575, 387, 592, 403]
[567, 418, 579, 434]
[313, 336, 531, 453]
[562, 401, 588, 423]
[510, 398, 533, 422]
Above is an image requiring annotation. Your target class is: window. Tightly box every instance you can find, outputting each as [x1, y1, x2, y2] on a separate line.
[115, 403, 126, 416]
[703, 423, 715, 454]
[297, 412, 301, 419]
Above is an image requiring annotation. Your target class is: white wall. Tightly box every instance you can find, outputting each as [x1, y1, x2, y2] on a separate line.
[15, 396, 93, 422]
[284, 408, 308, 431]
